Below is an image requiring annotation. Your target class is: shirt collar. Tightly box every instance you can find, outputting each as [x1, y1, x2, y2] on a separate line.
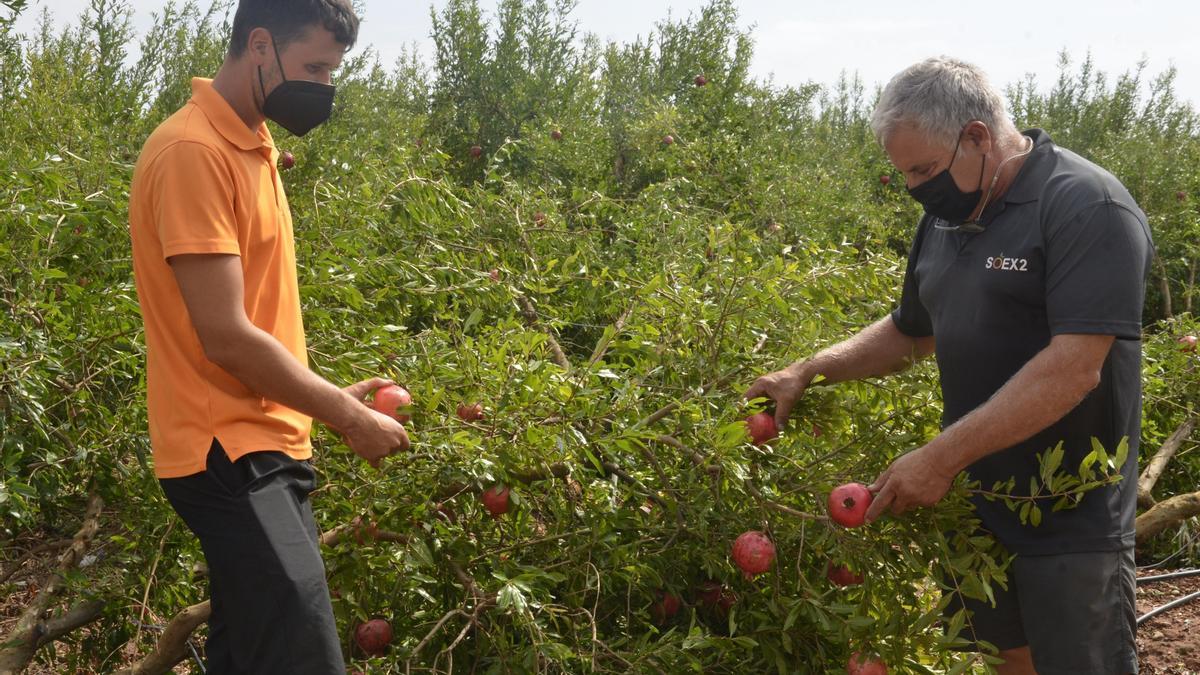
[1000, 128, 1055, 205]
[189, 77, 275, 153]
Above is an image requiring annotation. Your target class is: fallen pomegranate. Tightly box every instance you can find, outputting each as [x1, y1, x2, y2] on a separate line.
[550, 128, 563, 141]
[828, 483, 872, 528]
[745, 412, 778, 445]
[826, 561, 863, 587]
[488, 268, 501, 282]
[662, 134, 674, 146]
[481, 485, 510, 517]
[731, 530, 775, 579]
[354, 618, 392, 656]
[371, 385, 412, 423]
[847, 651, 888, 674]
[650, 591, 681, 624]
[879, 174, 890, 185]
[1179, 335, 1197, 352]
[280, 151, 295, 170]
[469, 144, 483, 158]
[694, 74, 708, 86]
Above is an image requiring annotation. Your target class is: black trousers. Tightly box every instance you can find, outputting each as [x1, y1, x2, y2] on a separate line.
[160, 439, 345, 675]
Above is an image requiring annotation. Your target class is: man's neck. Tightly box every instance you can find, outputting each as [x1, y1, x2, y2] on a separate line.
[987, 132, 1034, 203]
[211, 59, 266, 131]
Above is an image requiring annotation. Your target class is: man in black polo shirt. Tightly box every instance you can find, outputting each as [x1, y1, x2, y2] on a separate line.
[747, 57, 1151, 674]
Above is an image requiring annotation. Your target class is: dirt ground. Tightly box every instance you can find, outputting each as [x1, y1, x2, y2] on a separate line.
[1138, 568, 1200, 674]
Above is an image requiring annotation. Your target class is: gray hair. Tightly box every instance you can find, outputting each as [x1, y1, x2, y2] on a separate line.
[870, 57, 1016, 150]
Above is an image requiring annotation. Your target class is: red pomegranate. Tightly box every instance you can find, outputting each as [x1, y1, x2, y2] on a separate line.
[650, 591, 681, 624]
[826, 561, 863, 587]
[372, 385, 412, 423]
[457, 402, 484, 422]
[745, 412, 778, 445]
[354, 618, 392, 656]
[847, 651, 888, 674]
[731, 531, 775, 578]
[481, 485, 510, 517]
[828, 483, 873, 528]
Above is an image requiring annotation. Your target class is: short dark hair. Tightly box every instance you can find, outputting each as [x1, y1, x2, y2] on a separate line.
[228, 0, 360, 57]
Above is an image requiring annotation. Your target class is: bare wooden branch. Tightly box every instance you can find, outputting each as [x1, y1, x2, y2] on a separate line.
[1136, 491, 1200, 545]
[0, 493, 103, 674]
[115, 601, 211, 675]
[33, 599, 106, 648]
[1138, 415, 1196, 509]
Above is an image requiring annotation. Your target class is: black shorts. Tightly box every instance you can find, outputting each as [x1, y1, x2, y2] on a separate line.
[945, 548, 1137, 674]
[159, 439, 345, 675]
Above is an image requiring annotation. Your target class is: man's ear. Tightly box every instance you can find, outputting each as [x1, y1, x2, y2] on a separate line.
[962, 120, 993, 155]
[246, 26, 272, 68]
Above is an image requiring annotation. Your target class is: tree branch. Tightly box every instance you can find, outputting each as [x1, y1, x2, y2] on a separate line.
[0, 493, 103, 674]
[1136, 491, 1200, 545]
[1138, 415, 1196, 509]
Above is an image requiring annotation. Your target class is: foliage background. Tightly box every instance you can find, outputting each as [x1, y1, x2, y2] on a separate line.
[1, 0, 1197, 672]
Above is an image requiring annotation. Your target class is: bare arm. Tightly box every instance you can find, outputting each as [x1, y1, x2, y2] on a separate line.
[170, 254, 409, 464]
[865, 333, 1114, 520]
[746, 315, 934, 428]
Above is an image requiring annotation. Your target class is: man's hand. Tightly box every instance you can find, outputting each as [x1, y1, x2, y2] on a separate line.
[865, 444, 958, 522]
[744, 363, 812, 429]
[343, 377, 393, 403]
[340, 378, 410, 468]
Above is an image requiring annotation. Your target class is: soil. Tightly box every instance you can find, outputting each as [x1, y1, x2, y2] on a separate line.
[1138, 568, 1200, 674]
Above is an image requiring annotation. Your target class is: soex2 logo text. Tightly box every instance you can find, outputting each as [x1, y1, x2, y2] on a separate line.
[985, 254, 1029, 272]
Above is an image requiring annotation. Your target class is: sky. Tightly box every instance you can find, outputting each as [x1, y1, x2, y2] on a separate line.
[13, 0, 1200, 108]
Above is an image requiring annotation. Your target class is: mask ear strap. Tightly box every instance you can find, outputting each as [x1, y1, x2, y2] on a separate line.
[257, 34, 286, 102]
[976, 146, 987, 191]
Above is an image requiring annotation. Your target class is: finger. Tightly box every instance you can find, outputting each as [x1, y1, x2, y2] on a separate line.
[773, 395, 795, 430]
[744, 378, 767, 401]
[889, 492, 911, 516]
[398, 427, 411, 452]
[867, 467, 892, 494]
[348, 377, 394, 400]
[865, 482, 895, 523]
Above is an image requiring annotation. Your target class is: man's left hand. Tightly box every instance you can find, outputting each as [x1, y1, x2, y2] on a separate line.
[865, 445, 958, 522]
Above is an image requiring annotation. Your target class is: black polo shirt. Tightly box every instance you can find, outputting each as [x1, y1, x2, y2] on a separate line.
[891, 129, 1154, 555]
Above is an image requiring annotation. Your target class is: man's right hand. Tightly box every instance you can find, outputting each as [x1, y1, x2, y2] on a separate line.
[344, 407, 410, 468]
[340, 377, 411, 467]
[744, 362, 813, 430]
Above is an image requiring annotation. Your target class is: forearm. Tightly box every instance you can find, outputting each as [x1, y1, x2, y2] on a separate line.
[793, 316, 932, 386]
[208, 326, 366, 434]
[927, 338, 1108, 475]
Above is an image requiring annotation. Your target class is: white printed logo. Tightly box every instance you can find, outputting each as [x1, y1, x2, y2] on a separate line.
[984, 253, 1028, 272]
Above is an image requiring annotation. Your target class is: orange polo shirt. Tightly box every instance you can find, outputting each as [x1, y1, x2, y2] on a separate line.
[129, 78, 312, 478]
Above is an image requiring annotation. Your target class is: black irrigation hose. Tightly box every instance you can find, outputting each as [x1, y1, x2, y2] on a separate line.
[1138, 589, 1200, 626]
[1137, 568, 1200, 585]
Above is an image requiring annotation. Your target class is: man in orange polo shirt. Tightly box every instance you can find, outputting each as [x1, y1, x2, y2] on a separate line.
[128, 1, 408, 671]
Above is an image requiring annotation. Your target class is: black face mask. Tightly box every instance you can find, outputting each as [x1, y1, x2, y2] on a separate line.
[907, 130, 986, 225]
[258, 37, 335, 137]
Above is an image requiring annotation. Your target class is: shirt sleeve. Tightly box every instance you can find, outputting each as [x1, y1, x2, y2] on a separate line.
[148, 141, 242, 260]
[1045, 201, 1152, 339]
[891, 218, 934, 338]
